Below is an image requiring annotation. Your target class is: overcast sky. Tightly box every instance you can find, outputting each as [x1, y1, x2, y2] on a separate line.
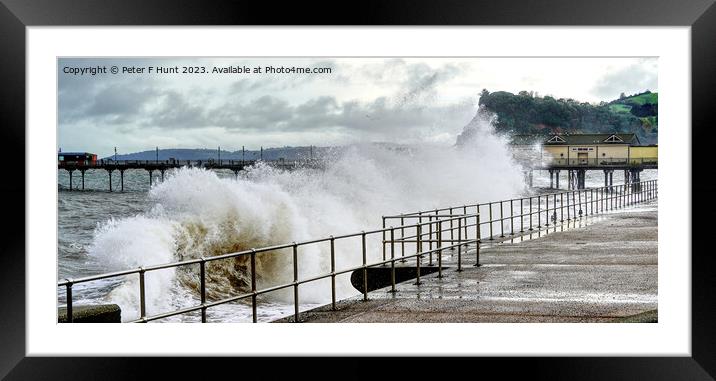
[58, 57, 657, 156]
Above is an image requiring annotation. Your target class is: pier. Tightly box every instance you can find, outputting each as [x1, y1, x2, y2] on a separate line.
[58, 179, 657, 323]
[511, 132, 657, 190]
[58, 159, 322, 191]
[522, 158, 657, 190]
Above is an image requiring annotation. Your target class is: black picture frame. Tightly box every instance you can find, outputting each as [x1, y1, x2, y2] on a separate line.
[1, 0, 713, 379]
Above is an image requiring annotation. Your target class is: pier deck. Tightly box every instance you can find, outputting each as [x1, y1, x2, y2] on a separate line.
[275, 201, 658, 323]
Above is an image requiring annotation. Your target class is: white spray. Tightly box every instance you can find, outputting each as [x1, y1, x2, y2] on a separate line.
[87, 107, 527, 321]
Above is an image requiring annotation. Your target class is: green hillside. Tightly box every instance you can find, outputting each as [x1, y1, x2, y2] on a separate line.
[622, 92, 658, 106]
[477, 89, 658, 144]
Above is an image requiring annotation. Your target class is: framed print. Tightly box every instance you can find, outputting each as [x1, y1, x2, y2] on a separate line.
[2, 0, 715, 379]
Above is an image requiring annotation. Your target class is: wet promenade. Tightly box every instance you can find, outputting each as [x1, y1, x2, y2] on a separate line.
[275, 201, 658, 323]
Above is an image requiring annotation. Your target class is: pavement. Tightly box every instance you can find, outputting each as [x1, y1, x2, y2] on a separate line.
[274, 200, 658, 323]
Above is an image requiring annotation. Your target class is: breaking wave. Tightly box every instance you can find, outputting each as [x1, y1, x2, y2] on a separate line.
[87, 109, 527, 321]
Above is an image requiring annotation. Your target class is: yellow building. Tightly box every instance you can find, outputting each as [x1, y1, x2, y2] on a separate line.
[511, 133, 657, 166]
[629, 145, 658, 165]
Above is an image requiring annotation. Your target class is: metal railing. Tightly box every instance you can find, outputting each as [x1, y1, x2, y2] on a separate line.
[58, 158, 319, 168]
[58, 179, 657, 323]
[383, 179, 658, 263]
[59, 214, 478, 323]
[545, 157, 658, 166]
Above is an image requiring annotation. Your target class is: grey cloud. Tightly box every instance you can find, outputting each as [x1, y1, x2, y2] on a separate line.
[394, 62, 462, 109]
[58, 58, 476, 149]
[85, 85, 157, 121]
[145, 90, 208, 129]
[591, 63, 658, 99]
[229, 79, 266, 94]
[206, 95, 471, 141]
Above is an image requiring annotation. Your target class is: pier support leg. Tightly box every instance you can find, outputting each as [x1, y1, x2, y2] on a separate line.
[631, 169, 641, 192]
[549, 170, 554, 189]
[530, 169, 533, 188]
[234, 170, 239, 179]
[576, 170, 585, 189]
[120, 170, 124, 192]
[555, 170, 560, 189]
[148, 170, 153, 188]
[108, 170, 113, 192]
[68, 170, 73, 191]
[609, 170, 613, 192]
[161, 169, 165, 182]
[81, 170, 85, 190]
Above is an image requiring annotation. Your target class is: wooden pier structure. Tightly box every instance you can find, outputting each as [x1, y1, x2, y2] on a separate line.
[58, 159, 321, 191]
[524, 158, 657, 190]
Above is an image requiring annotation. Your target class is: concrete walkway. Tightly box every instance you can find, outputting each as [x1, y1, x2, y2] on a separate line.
[276, 201, 658, 323]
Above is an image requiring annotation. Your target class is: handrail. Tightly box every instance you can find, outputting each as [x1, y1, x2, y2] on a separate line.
[58, 179, 657, 323]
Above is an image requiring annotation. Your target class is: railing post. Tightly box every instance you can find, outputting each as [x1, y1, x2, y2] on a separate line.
[362, 232, 368, 300]
[474, 213, 481, 267]
[520, 198, 524, 233]
[611, 186, 614, 210]
[552, 194, 557, 225]
[382, 216, 386, 263]
[428, 215, 433, 265]
[250, 249, 257, 322]
[400, 215, 406, 262]
[417, 214, 423, 260]
[463, 205, 469, 245]
[293, 243, 300, 322]
[488, 203, 494, 240]
[415, 225, 421, 285]
[330, 237, 336, 309]
[200, 258, 207, 323]
[139, 267, 146, 322]
[560, 193, 564, 222]
[449, 207, 454, 245]
[537, 195, 541, 229]
[390, 228, 397, 290]
[566, 190, 571, 221]
[428, 215, 433, 266]
[573, 191, 577, 219]
[545, 195, 549, 227]
[65, 280, 73, 323]
[529, 197, 533, 230]
[457, 218, 463, 271]
[437, 221, 443, 277]
[499, 201, 505, 238]
[509, 200, 514, 235]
